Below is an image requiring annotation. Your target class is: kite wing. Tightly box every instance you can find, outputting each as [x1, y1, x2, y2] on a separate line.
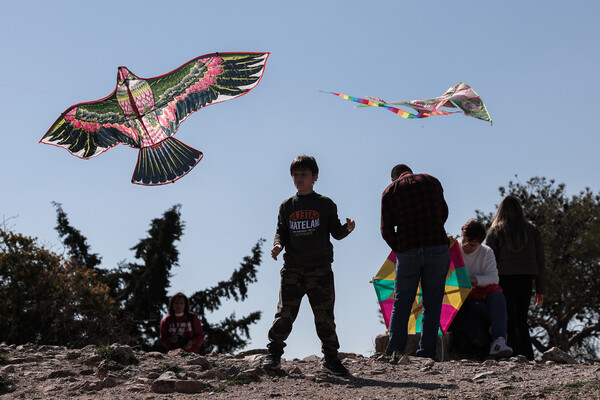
[40, 93, 138, 159]
[372, 240, 471, 334]
[322, 82, 492, 124]
[146, 52, 270, 136]
[372, 252, 397, 328]
[40, 52, 270, 185]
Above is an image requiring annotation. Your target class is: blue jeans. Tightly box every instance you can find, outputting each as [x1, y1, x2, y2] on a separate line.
[462, 291, 508, 340]
[386, 245, 449, 359]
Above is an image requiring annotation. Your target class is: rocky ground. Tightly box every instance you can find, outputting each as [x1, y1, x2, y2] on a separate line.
[1, 342, 600, 399]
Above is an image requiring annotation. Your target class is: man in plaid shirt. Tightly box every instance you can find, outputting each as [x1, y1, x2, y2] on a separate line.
[381, 164, 449, 362]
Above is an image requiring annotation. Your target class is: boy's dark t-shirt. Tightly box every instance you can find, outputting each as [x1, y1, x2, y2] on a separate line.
[274, 192, 349, 267]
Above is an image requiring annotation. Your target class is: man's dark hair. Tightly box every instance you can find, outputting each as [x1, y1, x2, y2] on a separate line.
[391, 164, 413, 180]
[461, 219, 487, 243]
[290, 155, 319, 176]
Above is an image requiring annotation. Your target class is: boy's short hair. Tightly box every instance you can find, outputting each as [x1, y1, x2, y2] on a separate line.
[461, 219, 487, 243]
[391, 164, 412, 180]
[290, 155, 319, 176]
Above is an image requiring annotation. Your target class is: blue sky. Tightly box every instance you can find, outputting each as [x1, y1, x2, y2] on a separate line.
[1, 1, 598, 359]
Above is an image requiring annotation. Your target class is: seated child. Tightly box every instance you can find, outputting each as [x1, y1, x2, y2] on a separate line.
[459, 219, 513, 358]
[160, 292, 205, 354]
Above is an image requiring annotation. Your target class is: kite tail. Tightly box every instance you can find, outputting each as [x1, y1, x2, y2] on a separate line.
[132, 137, 203, 185]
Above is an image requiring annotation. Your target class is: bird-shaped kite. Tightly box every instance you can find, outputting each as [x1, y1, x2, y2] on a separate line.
[41, 52, 270, 185]
[321, 82, 492, 124]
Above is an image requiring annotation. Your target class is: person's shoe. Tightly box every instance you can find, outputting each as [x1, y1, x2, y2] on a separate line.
[261, 353, 281, 369]
[489, 337, 513, 358]
[322, 357, 350, 376]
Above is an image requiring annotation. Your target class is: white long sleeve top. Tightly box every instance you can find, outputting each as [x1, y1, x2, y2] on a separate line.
[460, 242, 499, 287]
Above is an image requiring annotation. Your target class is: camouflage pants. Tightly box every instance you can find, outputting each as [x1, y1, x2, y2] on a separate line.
[267, 264, 339, 359]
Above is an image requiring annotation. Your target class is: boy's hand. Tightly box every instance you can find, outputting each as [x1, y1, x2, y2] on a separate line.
[346, 218, 356, 233]
[271, 244, 283, 260]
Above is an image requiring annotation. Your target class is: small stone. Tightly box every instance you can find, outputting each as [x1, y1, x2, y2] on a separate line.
[80, 380, 104, 391]
[234, 348, 269, 358]
[127, 384, 147, 392]
[483, 359, 498, 367]
[1, 365, 16, 373]
[97, 359, 121, 372]
[84, 354, 104, 365]
[186, 356, 211, 369]
[151, 378, 176, 394]
[64, 350, 81, 360]
[287, 366, 303, 375]
[473, 371, 495, 380]
[303, 355, 320, 362]
[175, 379, 207, 393]
[103, 375, 118, 388]
[198, 369, 226, 380]
[47, 370, 77, 379]
[398, 355, 411, 365]
[79, 368, 95, 375]
[109, 344, 134, 364]
[145, 351, 165, 359]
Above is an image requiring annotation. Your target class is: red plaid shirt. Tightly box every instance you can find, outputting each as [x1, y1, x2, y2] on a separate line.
[381, 172, 449, 254]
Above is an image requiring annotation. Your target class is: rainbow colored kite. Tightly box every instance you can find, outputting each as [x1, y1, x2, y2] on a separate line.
[321, 82, 492, 124]
[372, 240, 471, 334]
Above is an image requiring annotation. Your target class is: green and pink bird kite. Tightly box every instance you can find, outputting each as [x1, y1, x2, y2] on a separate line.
[41, 52, 270, 185]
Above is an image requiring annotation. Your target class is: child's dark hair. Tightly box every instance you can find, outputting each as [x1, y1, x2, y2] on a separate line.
[168, 292, 190, 315]
[461, 219, 487, 243]
[290, 155, 319, 176]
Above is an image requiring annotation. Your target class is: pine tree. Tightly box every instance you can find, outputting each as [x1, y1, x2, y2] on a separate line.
[52, 202, 101, 270]
[49, 204, 265, 352]
[120, 204, 185, 349]
[190, 239, 264, 354]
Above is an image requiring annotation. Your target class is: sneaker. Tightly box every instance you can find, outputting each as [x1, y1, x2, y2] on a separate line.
[261, 353, 281, 369]
[489, 337, 513, 358]
[322, 357, 350, 376]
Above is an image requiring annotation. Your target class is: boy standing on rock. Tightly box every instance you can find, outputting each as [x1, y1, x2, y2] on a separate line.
[262, 155, 355, 376]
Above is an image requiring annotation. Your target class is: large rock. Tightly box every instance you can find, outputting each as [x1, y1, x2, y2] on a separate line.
[374, 333, 420, 355]
[542, 347, 578, 364]
[374, 333, 389, 354]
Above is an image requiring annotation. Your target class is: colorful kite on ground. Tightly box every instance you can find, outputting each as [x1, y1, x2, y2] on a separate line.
[321, 82, 492, 124]
[41, 52, 270, 185]
[372, 239, 471, 335]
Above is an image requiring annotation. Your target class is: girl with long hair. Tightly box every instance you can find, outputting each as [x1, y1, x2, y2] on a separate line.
[486, 195, 546, 360]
